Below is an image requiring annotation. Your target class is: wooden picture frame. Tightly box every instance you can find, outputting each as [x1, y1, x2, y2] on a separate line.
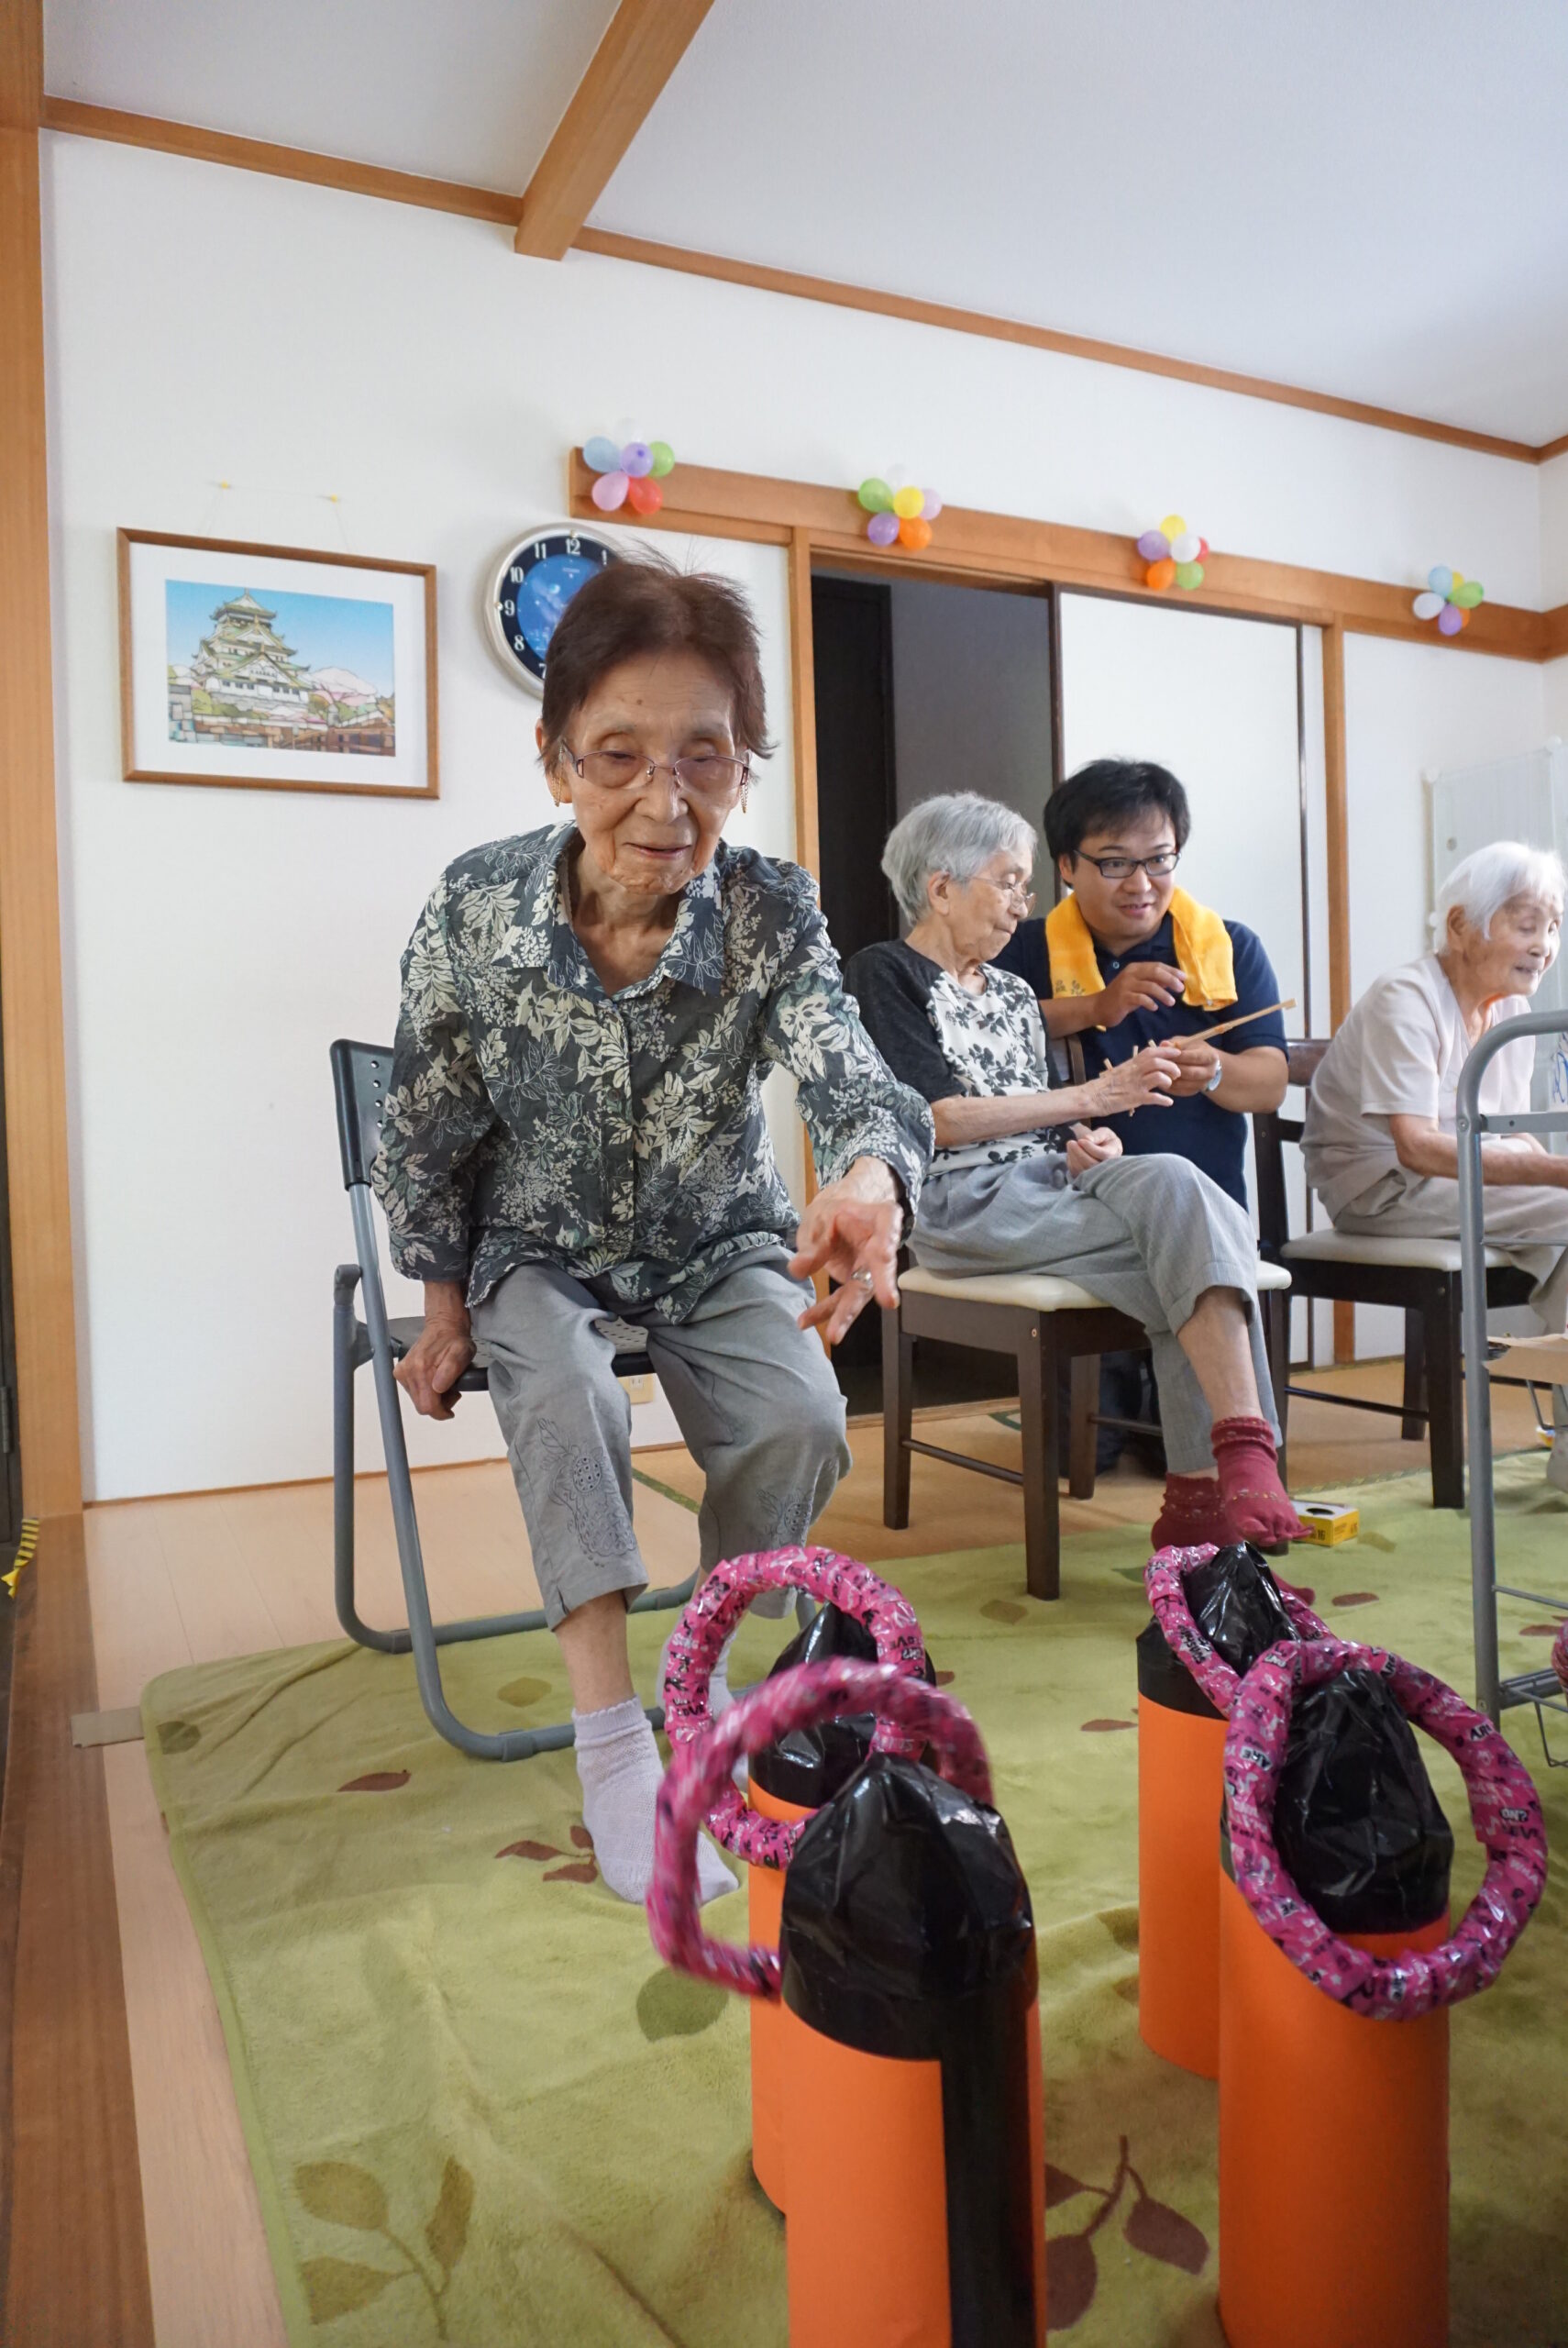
[117, 528, 438, 797]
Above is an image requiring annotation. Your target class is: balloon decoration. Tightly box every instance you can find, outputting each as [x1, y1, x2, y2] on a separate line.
[857, 473, 941, 552]
[1412, 564, 1485, 637]
[583, 433, 676, 515]
[1137, 514, 1209, 592]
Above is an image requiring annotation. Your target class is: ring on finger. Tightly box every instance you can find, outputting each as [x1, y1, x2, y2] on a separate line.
[852, 1267, 876, 1290]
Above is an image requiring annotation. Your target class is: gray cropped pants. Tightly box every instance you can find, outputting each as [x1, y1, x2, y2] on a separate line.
[912, 1151, 1278, 1474]
[470, 1256, 850, 1627]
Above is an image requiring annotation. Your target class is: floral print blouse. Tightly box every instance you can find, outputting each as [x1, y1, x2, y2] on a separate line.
[372, 825, 933, 1318]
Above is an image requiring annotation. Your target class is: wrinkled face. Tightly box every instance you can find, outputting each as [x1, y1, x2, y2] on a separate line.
[541, 648, 745, 904]
[1448, 892, 1562, 1000]
[1058, 805, 1179, 952]
[925, 847, 1035, 961]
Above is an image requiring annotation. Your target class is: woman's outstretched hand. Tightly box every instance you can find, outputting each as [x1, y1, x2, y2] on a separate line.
[1091, 1042, 1181, 1115]
[395, 1286, 476, 1419]
[790, 1160, 904, 1344]
[1066, 1123, 1123, 1174]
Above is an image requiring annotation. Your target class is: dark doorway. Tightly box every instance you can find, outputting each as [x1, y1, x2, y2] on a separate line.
[811, 575, 899, 967]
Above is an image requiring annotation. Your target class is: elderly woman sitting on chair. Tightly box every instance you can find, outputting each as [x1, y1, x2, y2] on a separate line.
[845, 792, 1305, 1555]
[373, 559, 931, 1904]
[1304, 840, 1568, 1490]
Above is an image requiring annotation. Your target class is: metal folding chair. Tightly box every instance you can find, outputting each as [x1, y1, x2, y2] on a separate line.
[330, 1037, 698, 1761]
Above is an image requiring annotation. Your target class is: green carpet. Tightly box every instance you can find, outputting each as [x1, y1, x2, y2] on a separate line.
[144, 1458, 1568, 2347]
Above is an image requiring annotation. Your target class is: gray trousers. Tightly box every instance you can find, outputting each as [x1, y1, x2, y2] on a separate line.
[470, 1257, 850, 1627]
[1333, 1166, 1568, 1331]
[912, 1152, 1277, 1473]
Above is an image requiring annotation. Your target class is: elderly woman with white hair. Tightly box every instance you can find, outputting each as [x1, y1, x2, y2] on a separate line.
[1304, 838, 1568, 1487]
[845, 792, 1306, 1550]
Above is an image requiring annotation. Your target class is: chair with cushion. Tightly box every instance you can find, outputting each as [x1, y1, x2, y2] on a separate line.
[1253, 1038, 1538, 1510]
[330, 1038, 696, 1761]
[880, 1257, 1293, 1601]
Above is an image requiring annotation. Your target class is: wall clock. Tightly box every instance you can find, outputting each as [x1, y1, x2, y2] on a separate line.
[484, 526, 619, 695]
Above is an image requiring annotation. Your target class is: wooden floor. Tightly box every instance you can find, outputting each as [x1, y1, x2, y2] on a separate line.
[20, 1360, 1555, 2342]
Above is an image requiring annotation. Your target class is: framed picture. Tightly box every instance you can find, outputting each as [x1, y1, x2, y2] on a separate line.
[117, 529, 437, 797]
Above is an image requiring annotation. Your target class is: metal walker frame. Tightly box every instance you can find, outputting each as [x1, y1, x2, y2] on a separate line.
[1458, 1006, 1568, 1744]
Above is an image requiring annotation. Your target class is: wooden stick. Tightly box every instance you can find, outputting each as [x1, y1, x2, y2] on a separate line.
[1190, 997, 1295, 1044]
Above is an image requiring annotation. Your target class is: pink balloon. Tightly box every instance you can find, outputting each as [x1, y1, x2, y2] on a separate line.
[867, 510, 900, 546]
[922, 490, 943, 520]
[1437, 603, 1463, 636]
[591, 471, 629, 512]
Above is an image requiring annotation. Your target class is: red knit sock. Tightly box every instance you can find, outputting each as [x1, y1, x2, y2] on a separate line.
[1150, 1472, 1235, 1551]
[1209, 1416, 1308, 1546]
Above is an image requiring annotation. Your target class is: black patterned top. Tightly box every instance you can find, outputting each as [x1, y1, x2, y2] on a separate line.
[844, 939, 1068, 1180]
[372, 825, 933, 1314]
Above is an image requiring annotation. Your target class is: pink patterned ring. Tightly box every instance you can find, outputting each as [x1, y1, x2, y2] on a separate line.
[659, 1546, 928, 1867]
[1144, 1542, 1328, 1714]
[1224, 1636, 1549, 2018]
[647, 1657, 993, 2000]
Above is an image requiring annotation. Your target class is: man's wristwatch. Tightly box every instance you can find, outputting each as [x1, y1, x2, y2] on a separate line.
[1204, 1056, 1225, 1095]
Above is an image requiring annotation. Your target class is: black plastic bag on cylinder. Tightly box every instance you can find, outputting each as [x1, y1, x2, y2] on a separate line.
[752, 1602, 935, 1810]
[1271, 1667, 1453, 1935]
[1137, 1542, 1299, 1722]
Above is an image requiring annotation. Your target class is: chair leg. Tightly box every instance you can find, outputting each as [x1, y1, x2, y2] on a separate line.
[1424, 1279, 1466, 1512]
[1067, 1353, 1099, 1500]
[882, 1304, 913, 1531]
[335, 1265, 409, 1655]
[1017, 1318, 1061, 1602]
[1401, 1312, 1427, 1442]
[1262, 1292, 1290, 1484]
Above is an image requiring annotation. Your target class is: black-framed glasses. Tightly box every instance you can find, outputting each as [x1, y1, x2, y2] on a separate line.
[560, 745, 749, 801]
[1076, 850, 1180, 880]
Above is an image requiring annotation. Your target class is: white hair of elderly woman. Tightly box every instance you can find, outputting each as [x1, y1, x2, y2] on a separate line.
[1432, 840, 1566, 942]
[880, 792, 1038, 926]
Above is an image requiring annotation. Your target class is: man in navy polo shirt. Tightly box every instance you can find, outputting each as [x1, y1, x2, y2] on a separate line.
[992, 759, 1288, 1209]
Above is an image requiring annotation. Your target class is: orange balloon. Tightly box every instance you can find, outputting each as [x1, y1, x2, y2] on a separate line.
[626, 474, 664, 515]
[1146, 557, 1176, 591]
[898, 515, 933, 551]
[1457, 606, 1470, 628]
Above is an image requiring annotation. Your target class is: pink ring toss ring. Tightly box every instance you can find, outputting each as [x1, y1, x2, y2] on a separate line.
[1224, 1636, 1548, 2018]
[1145, 1542, 1328, 1714]
[647, 1657, 993, 1999]
[659, 1546, 928, 1868]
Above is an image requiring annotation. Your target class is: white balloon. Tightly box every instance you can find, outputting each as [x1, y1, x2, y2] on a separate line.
[1411, 592, 1444, 621]
[1171, 532, 1201, 564]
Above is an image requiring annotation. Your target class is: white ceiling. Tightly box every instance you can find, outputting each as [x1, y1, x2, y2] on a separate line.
[45, 0, 1568, 444]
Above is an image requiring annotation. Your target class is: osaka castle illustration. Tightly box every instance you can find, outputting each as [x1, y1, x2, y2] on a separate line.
[169, 588, 394, 755]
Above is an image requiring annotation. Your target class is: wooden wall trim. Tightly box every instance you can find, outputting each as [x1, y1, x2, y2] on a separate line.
[2, 21, 83, 1517]
[1321, 622, 1357, 1367]
[572, 228, 1549, 468]
[36, 98, 1568, 464]
[514, 0, 715, 260]
[569, 451, 1551, 662]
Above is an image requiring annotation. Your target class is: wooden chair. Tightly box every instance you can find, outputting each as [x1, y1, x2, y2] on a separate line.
[880, 1257, 1293, 1601]
[1253, 1038, 1537, 1510]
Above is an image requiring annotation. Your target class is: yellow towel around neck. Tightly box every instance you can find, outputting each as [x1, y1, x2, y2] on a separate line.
[1044, 887, 1237, 1018]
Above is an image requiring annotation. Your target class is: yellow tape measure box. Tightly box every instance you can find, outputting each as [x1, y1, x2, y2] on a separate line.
[1296, 1501, 1359, 1546]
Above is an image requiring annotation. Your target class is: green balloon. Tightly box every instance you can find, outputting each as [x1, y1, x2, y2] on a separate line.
[1175, 560, 1205, 591]
[1452, 578, 1484, 608]
[857, 477, 892, 514]
[648, 440, 676, 478]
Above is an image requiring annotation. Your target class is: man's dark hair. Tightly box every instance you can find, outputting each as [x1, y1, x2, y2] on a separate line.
[1043, 759, 1191, 862]
[540, 555, 774, 764]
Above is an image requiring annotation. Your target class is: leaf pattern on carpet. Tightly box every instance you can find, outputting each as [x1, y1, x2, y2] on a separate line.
[496, 1825, 600, 1886]
[295, 2154, 474, 2338]
[637, 1968, 727, 2041]
[1081, 1719, 1133, 1733]
[337, 1770, 411, 1792]
[495, 1675, 551, 1710]
[158, 1719, 200, 1754]
[1331, 1591, 1379, 1608]
[1047, 2136, 1209, 2330]
[982, 1599, 1026, 1623]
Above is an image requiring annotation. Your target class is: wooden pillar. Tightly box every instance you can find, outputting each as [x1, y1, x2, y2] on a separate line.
[1322, 620, 1355, 1363]
[0, 0, 83, 1516]
[787, 526, 820, 880]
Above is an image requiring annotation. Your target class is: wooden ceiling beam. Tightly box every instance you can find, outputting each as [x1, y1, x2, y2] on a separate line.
[514, 0, 714, 260]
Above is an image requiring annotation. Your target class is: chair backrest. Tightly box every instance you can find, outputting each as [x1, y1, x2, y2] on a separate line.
[1253, 1037, 1331, 1255]
[331, 1038, 394, 1189]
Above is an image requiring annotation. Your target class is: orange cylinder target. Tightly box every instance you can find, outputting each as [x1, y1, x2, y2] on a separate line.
[745, 1776, 812, 2212]
[1137, 1675, 1226, 2077]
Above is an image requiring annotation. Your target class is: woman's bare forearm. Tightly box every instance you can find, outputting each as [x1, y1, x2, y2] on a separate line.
[1388, 1115, 1568, 1187]
[931, 1091, 1063, 1146]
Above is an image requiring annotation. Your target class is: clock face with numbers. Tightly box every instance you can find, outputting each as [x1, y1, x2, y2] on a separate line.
[484, 526, 620, 695]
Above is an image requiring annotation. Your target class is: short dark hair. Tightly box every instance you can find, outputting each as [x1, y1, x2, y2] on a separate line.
[539, 556, 773, 765]
[1043, 759, 1191, 861]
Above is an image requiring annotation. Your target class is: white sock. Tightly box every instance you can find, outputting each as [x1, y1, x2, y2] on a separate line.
[573, 1698, 735, 1907]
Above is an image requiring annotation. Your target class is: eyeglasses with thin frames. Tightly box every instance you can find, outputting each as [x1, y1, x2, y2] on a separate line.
[1075, 850, 1180, 881]
[560, 745, 750, 802]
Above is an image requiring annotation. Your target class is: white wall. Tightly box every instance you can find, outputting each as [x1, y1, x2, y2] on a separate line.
[39, 133, 1556, 1492]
